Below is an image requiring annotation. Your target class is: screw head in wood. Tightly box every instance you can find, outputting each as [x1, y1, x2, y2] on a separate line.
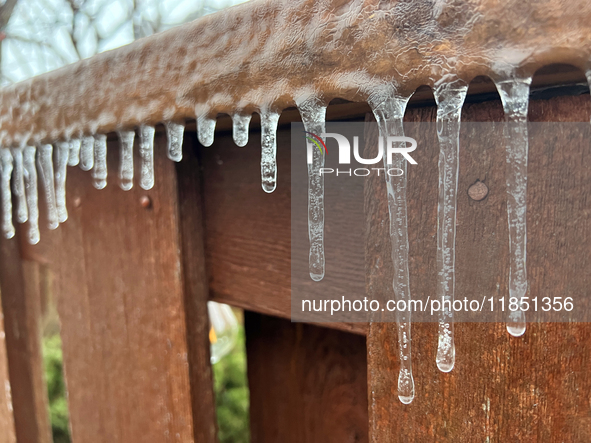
[140, 195, 152, 209]
[468, 180, 488, 201]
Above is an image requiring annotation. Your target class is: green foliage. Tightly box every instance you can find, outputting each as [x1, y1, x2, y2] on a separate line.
[42, 334, 71, 443]
[213, 326, 250, 443]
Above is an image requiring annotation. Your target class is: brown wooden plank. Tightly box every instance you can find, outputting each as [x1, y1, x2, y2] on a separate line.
[0, 294, 16, 443]
[245, 311, 368, 443]
[0, 232, 51, 443]
[366, 93, 591, 442]
[34, 134, 197, 442]
[176, 135, 218, 443]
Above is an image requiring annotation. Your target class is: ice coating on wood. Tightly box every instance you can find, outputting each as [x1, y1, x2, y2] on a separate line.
[260, 111, 280, 193]
[10, 147, 28, 223]
[23, 146, 40, 245]
[2, 0, 589, 148]
[117, 130, 135, 191]
[80, 136, 94, 171]
[92, 134, 108, 190]
[165, 122, 184, 162]
[139, 125, 155, 190]
[68, 139, 81, 167]
[433, 79, 468, 373]
[370, 92, 414, 404]
[495, 74, 532, 338]
[0, 149, 15, 239]
[297, 96, 327, 282]
[55, 141, 70, 223]
[37, 144, 59, 230]
[197, 116, 216, 147]
[232, 114, 251, 147]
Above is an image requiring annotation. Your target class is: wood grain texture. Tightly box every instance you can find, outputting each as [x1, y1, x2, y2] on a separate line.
[366, 93, 591, 442]
[176, 135, 218, 443]
[0, 291, 15, 443]
[0, 233, 51, 443]
[245, 311, 368, 443]
[31, 134, 197, 442]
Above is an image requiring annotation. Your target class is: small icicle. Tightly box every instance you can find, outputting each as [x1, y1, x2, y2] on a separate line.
[165, 122, 184, 162]
[433, 79, 468, 373]
[80, 136, 94, 171]
[10, 147, 28, 223]
[23, 146, 40, 244]
[68, 139, 81, 166]
[197, 116, 216, 147]
[55, 142, 70, 223]
[297, 96, 327, 282]
[117, 130, 135, 191]
[0, 149, 15, 239]
[232, 113, 251, 147]
[370, 92, 414, 404]
[495, 74, 532, 338]
[37, 144, 59, 230]
[92, 134, 107, 190]
[138, 125, 155, 190]
[259, 111, 280, 193]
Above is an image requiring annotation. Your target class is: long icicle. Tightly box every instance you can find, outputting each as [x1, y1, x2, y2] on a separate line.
[55, 141, 70, 223]
[10, 147, 28, 223]
[433, 79, 468, 373]
[232, 113, 251, 147]
[259, 110, 280, 193]
[0, 149, 15, 238]
[37, 144, 59, 230]
[138, 125, 155, 190]
[495, 74, 532, 337]
[297, 96, 327, 281]
[23, 146, 40, 244]
[370, 93, 414, 404]
[165, 122, 184, 162]
[92, 134, 107, 189]
[118, 130, 135, 191]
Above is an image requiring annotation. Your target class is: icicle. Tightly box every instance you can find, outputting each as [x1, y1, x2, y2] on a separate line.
[0, 149, 15, 239]
[197, 116, 216, 147]
[433, 79, 468, 373]
[55, 142, 69, 223]
[259, 111, 280, 193]
[117, 130, 135, 191]
[37, 144, 59, 230]
[165, 122, 184, 162]
[370, 93, 414, 404]
[10, 147, 28, 223]
[232, 113, 251, 147]
[495, 75, 532, 338]
[297, 97, 327, 281]
[23, 146, 40, 244]
[80, 136, 94, 171]
[92, 134, 107, 190]
[68, 139, 81, 166]
[138, 125, 155, 190]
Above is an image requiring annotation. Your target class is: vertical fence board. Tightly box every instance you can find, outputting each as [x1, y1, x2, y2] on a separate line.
[245, 312, 368, 443]
[0, 234, 51, 443]
[37, 134, 198, 442]
[176, 137, 217, 443]
[0, 295, 15, 443]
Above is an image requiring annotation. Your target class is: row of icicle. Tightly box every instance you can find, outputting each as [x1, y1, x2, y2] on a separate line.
[0, 71, 556, 405]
